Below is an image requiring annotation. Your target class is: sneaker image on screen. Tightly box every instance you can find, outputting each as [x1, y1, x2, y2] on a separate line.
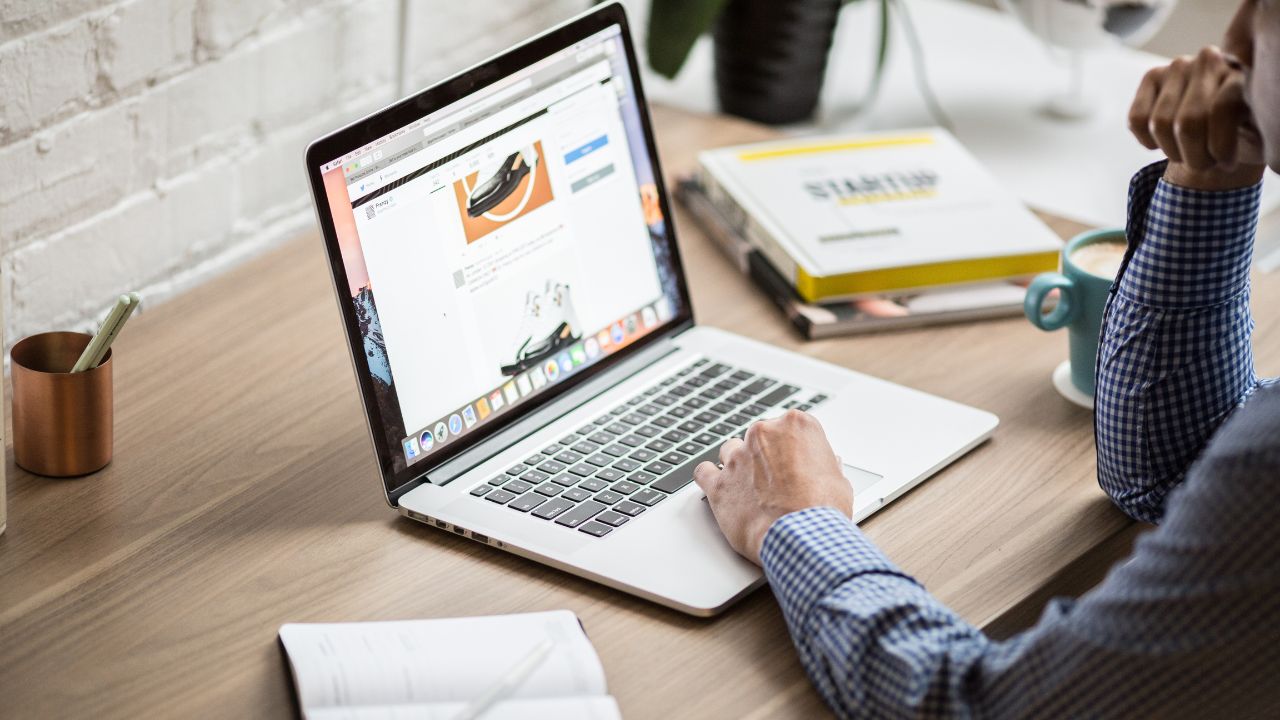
[501, 280, 581, 377]
[466, 145, 539, 218]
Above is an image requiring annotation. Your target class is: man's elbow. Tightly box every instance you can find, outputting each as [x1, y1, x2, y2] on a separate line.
[1097, 464, 1169, 524]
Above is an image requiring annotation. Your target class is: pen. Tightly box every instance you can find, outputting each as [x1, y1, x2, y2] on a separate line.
[451, 638, 555, 720]
[71, 293, 140, 373]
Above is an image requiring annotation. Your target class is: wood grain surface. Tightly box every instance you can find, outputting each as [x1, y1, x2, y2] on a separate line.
[2, 105, 1277, 719]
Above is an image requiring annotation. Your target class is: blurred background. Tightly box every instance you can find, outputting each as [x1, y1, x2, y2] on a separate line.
[0, 0, 1237, 346]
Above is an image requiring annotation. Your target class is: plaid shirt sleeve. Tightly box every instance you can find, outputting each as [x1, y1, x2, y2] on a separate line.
[760, 164, 1280, 719]
[763, 391, 1280, 719]
[1095, 161, 1267, 523]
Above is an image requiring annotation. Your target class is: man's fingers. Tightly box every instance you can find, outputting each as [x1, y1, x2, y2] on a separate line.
[718, 437, 744, 464]
[1150, 57, 1190, 162]
[692, 461, 720, 492]
[1174, 51, 1227, 170]
[1208, 74, 1249, 166]
[1129, 67, 1164, 150]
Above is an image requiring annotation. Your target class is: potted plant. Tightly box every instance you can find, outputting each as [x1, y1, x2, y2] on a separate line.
[645, 0, 889, 125]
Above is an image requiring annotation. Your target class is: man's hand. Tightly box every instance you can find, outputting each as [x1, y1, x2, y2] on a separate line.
[693, 410, 852, 565]
[1129, 45, 1266, 191]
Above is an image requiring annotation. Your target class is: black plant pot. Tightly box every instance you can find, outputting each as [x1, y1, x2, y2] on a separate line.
[713, 0, 842, 125]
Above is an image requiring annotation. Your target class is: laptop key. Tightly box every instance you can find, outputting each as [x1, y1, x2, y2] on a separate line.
[653, 394, 677, 407]
[537, 461, 567, 475]
[727, 391, 753, 404]
[699, 388, 726, 400]
[713, 379, 739, 391]
[578, 477, 609, 492]
[577, 424, 596, 436]
[694, 412, 719, 424]
[745, 402, 769, 416]
[596, 511, 629, 527]
[524, 454, 546, 466]
[661, 452, 689, 466]
[610, 405, 629, 416]
[486, 489, 518, 504]
[709, 423, 736, 436]
[550, 474, 578, 487]
[605, 423, 630, 436]
[504, 480, 533, 494]
[630, 448, 657, 462]
[602, 443, 630, 457]
[578, 521, 613, 537]
[629, 470, 657, 485]
[505, 464, 529, 476]
[635, 426, 660, 438]
[611, 481, 640, 495]
[645, 461, 673, 475]
[541, 444, 563, 456]
[638, 403, 662, 416]
[487, 476, 508, 486]
[563, 487, 593, 502]
[645, 439, 673, 452]
[532, 497, 575, 520]
[685, 375, 709, 388]
[594, 490, 624, 505]
[652, 416, 677, 428]
[555, 500, 607, 528]
[726, 413, 752, 426]
[758, 385, 800, 406]
[535, 483, 564, 497]
[700, 363, 731, 378]
[621, 413, 646, 425]
[587, 432, 615, 446]
[651, 445, 722, 494]
[619, 434, 645, 447]
[508, 492, 546, 513]
[631, 489, 666, 506]
[595, 468, 625, 483]
[594, 415, 612, 426]
[677, 421, 703, 433]
[661, 430, 688, 443]
[615, 500, 647, 516]
[677, 442, 704, 455]
[555, 450, 584, 465]
[569, 463, 597, 477]
[711, 402, 736, 414]
[668, 406, 692, 418]
[613, 458, 641, 473]
[683, 397, 709, 409]
[571, 441, 600, 455]
[742, 378, 776, 395]
[730, 369, 753, 381]
[520, 470, 550, 485]
[693, 432, 720, 446]
[470, 485, 492, 497]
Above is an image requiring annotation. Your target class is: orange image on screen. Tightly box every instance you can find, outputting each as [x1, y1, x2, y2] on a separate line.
[453, 141, 554, 243]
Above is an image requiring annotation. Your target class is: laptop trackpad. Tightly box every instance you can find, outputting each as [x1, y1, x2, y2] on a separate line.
[841, 462, 884, 496]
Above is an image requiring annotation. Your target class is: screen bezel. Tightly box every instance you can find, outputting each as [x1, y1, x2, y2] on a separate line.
[304, 2, 693, 503]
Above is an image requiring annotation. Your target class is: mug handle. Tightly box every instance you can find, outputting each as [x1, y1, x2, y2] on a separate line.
[1024, 273, 1078, 331]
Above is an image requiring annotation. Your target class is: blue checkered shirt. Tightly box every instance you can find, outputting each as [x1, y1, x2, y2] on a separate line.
[761, 162, 1280, 719]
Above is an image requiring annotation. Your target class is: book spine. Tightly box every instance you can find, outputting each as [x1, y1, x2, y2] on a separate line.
[696, 162, 802, 290]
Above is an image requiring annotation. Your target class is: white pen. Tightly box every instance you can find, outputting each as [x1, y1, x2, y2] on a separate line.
[451, 638, 555, 720]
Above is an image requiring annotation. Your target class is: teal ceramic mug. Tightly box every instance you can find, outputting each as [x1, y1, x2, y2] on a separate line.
[1024, 228, 1128, 399]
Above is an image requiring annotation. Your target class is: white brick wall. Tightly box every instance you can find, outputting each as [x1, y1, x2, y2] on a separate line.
[0, 0, 589, 345]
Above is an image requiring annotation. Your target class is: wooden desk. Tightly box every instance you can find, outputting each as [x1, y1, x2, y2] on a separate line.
[3, 106, 1278, 719]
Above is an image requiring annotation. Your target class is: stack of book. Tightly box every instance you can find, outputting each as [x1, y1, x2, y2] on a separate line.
[681, 128, 1062, 339]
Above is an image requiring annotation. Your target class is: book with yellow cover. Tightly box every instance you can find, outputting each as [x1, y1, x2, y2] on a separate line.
[696, 129, 1062, 302]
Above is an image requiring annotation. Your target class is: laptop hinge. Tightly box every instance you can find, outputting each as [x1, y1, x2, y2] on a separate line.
[390, 332, 688, 504]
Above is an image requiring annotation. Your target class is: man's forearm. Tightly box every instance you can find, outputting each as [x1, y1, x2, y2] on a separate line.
[1094, 161, 1263, 523]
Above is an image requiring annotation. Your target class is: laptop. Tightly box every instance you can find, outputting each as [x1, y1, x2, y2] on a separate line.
[304, 2, 997, 616]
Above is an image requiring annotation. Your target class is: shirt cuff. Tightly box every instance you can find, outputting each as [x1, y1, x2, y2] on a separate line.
[1117, 161, 1262, 309]
[760, 507, 920, 626]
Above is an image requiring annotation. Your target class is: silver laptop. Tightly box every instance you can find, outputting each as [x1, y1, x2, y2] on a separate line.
[305, 2, 997, 616]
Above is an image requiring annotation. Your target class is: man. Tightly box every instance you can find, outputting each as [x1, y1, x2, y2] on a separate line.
[694, 2, 1280, 717]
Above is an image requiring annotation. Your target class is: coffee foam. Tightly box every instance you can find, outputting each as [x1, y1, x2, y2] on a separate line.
[1070, 240, 1126, 280]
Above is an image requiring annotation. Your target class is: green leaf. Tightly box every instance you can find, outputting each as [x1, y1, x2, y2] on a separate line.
[645, 0, 731, 79]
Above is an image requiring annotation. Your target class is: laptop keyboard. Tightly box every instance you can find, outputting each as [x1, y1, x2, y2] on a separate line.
[469, 359, 828, 538]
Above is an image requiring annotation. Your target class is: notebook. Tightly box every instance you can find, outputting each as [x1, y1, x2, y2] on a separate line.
[278, 611, 620, 720]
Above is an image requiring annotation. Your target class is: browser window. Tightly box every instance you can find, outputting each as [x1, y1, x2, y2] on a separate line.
[317, 26, 683, 474]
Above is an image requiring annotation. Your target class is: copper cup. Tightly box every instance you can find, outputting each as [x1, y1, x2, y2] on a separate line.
[11, 332, 113, 477]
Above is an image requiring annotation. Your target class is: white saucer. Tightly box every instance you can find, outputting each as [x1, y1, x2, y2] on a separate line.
[1052, 360, 1094, 410]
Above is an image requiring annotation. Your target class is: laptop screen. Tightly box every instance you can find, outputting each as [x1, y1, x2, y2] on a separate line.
[311, 15, 689, 493]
